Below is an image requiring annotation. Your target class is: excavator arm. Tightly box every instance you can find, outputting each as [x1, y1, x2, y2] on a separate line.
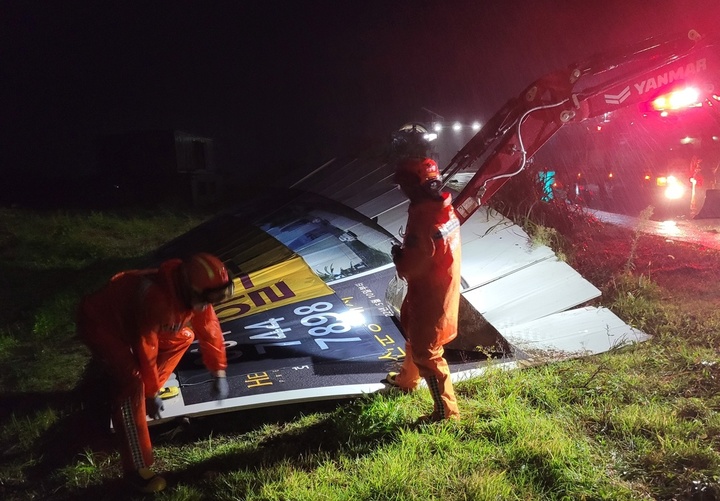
[448, 29, 719, 224]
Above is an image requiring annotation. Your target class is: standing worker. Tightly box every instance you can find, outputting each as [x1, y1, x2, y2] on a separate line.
[77, 253, 234, 493]
[384, 157, 462, 421]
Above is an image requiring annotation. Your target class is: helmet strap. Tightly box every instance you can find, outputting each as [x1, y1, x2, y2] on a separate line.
[421, 179, 443, 199]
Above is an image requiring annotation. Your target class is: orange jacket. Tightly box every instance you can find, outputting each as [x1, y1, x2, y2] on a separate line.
[394, 192, 462, 347]
[78, 259, 227, 397]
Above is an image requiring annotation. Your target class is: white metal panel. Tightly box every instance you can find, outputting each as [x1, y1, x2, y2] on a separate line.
[374, 202, 410, 241]
[463, 258, 601, 330]
[154, 383, 391, 424]
[354, 188, 406, 218]
[499, 306, 651, 357]
[459, 207, 556, 289]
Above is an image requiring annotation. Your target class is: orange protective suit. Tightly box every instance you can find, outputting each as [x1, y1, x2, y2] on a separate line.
[76, 259, 227, 472]
[392, 191, 462, 419]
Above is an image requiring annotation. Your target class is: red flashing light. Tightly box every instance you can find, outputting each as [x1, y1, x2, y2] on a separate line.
[650, 87, 701, 111]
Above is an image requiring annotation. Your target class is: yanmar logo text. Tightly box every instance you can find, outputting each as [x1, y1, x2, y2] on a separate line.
[604, 58, 707, 105]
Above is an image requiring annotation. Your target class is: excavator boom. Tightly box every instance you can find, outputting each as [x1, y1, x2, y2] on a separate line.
[448, 29, 720, 224]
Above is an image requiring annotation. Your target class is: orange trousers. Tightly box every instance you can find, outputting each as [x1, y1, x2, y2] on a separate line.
[78, 323, 193, 472]
[393, 340, 460, 420]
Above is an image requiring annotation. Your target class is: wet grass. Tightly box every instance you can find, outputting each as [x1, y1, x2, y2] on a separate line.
[2, 197, 720, 500]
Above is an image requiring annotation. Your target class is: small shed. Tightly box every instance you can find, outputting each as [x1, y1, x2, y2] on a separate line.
[95, 130, 220, 207]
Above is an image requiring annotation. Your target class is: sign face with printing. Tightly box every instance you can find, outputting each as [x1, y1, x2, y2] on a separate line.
[153, 191, 494, 422]
[174, 265, 406, 406]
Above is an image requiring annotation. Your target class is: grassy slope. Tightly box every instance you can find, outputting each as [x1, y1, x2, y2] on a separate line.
[1, 198, 720, 500]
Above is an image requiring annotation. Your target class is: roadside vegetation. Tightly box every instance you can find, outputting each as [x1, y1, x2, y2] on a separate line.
[1, 179, 720, 500]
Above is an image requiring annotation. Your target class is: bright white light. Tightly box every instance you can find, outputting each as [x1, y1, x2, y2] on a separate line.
[665, 185, 685, 199]
[471, 121, 481, 130]
[680, 136, 697, 145]
[452, 122, 462, 131]
[433, 123, 442, 132]
[671, 87, 700, 108]
[423, 133, 438, 142]
[664, 176, 685, 199]
[339, 309, 366, 327]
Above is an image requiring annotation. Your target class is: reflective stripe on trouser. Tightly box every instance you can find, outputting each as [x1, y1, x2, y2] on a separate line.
[113, 385, 153, 471]
[112, 333, 192, 471]
[393, 341, 460, 419]
[78, 322, 194, 472]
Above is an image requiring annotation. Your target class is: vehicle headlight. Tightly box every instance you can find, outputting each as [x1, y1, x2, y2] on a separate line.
[664, 176, 685, 199]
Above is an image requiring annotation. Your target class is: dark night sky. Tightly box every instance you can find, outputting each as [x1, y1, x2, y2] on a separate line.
[2, 0, 720, 186]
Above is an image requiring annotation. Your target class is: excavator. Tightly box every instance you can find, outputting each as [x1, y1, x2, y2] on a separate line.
[442, 29, 720, 223]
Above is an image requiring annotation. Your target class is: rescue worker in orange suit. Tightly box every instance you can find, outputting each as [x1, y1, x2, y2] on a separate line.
[76, 253, 234, 493]
[384, 157, 462, 421]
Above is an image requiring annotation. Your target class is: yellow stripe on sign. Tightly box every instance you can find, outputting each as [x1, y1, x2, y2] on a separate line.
[215, 255, 333, 322]
[222, 228, 296, 275]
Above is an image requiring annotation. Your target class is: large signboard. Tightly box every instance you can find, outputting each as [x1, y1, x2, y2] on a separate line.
[152, 191, 506, 422]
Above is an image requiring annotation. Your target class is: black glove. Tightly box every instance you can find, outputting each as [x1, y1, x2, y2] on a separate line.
[391, 244, 402, 261]
[211, 376, 229, 400]
[145, 395, 164, 420]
